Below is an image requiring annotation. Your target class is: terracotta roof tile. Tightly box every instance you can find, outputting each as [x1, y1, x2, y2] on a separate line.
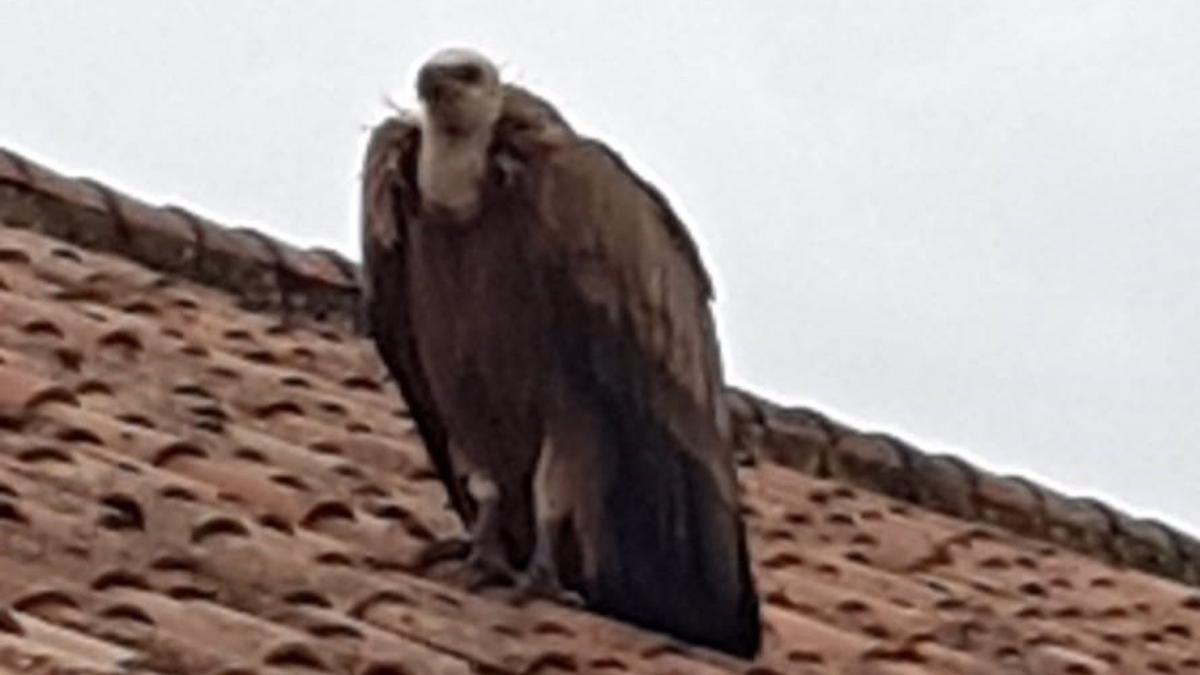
[0, 150, 30, 184]
[2, 146, 1200, 672]
[26, 166, 109, 216]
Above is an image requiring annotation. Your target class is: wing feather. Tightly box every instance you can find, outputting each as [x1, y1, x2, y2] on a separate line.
[531, 139, 760, 656]
[361, 116, 474, 525]
[536, 140, 731, 471]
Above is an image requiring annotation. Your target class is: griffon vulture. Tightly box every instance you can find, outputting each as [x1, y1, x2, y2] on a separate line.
[361, 47, 760, 657]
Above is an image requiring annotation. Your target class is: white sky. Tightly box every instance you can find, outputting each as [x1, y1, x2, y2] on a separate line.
[2, 2, 1198, 533]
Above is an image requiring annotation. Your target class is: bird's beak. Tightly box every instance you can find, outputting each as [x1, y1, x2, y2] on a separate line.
[416, 65, 446, 104]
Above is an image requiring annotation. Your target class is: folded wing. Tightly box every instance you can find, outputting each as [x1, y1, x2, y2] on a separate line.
[531, 139, 761, 657]
[360, 116, 474, 525]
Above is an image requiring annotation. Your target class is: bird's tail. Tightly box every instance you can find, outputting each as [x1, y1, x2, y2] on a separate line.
[585, 417, 761, 658]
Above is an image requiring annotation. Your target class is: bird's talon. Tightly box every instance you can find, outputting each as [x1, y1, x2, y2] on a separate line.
[460, 550, 518, 590]
[410, 537, 473, 572]
[516, 567, 583, 607]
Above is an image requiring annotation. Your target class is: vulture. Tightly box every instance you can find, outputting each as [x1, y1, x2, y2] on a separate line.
[360, 47, 760, 658]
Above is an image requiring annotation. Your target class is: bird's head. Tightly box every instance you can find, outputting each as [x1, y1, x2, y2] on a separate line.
[417, 48, 503, 137]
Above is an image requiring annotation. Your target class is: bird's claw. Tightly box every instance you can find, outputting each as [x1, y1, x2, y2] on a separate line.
[409, 536, 473, 572]
[515, 565, 584, 607]
[459, 547, 519, 591]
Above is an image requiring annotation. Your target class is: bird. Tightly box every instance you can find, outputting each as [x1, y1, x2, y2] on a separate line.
[360, 47, 761, 658]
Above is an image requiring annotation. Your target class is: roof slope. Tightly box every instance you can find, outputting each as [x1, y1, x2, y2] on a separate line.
[1, 147, 1199, 674]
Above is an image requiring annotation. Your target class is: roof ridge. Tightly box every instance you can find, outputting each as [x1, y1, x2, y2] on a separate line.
[0, 146, 360, 333]
[2, 144, 1197, 592]
[727, 387, 1200, 589]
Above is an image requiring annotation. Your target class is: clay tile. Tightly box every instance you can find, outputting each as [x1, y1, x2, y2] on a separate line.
[909, 453, 979, 519]
[0, 148, 31, 184]
[303, 433, 359, 466]
[307, 622, 363, 641]
[530, 619, 575, 639]
[725, 386, 765, 426]
[860, 643, 926, 664]
[829, 433, 915, 500]
[1025, 645, 1113, 674]
[271, 240, 355, 289]
[211, 668, 257, 675]
[11, 153, 94, 206]
[262, 643, 328, 670]
[523, 651, 578, 673]
[226, 226, 282, 265]
[98, 602, 156, 626]
[267, 473, 307, 492]
[348, 590, 412, 620]
[12, 588, 81, 614]
[104, 189, 162, 233]
[0, 608, 23, 635]
[1170, 533, 1200, 585]
[103, 196, 201, 273]
[31, 170, 109, 213]
[0, 245, 31, 265]
[310, 247, 359, 286]
[269, 245, 361, 325]
[314, 550, 354, 567]
[757, 407, 832, 475]
[973, 472, 1044, 536]
[16, 444, 74, 465]
[282, 590, 333, 609]
[191, 515, 251, 544]
[359, 663, 415, 675]
[1110, 516, 1185, 575]
[0, 364, 78, 423]
[97, 326, 145, 356]
[255, 400, 305, 420]
[91, 569, 151, 592]
[150, 554, 200, 573]
[0, 500, 29, 525]
[187, 218, 280, 306]
[340, 375, 382, 392]
[258, 512, 294, 535]
[1040, 491, 1116, 557]
[97, 493, 146, 531]
[153, 441, 210, 467]
[300, 500, 357, 530]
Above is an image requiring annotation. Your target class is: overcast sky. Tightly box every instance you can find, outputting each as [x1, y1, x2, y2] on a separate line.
[2, 2, 1197, 533]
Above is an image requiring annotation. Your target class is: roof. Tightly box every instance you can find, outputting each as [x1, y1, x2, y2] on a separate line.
[1, 146, 1199, 674]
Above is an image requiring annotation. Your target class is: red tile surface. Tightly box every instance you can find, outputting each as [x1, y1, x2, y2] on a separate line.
[1, 148, 1199, 673]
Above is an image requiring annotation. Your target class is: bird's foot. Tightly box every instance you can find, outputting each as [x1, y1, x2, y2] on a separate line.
[409, 536, 473, 572]
[515, 564, 584, 608]
[458, 547, 519, 591]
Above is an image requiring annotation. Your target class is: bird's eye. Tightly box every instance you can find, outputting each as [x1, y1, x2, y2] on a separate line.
[452, 65, 483, 83]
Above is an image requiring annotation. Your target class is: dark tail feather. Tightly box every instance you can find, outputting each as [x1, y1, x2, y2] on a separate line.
[549, 272, 760, 656]
[730, 509, 762, 656]
[588, 425, 761, 658]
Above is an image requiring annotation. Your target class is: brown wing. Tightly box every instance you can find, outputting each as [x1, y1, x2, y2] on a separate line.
[360, 115, 474, 525]
[530, 138, 761, 657]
